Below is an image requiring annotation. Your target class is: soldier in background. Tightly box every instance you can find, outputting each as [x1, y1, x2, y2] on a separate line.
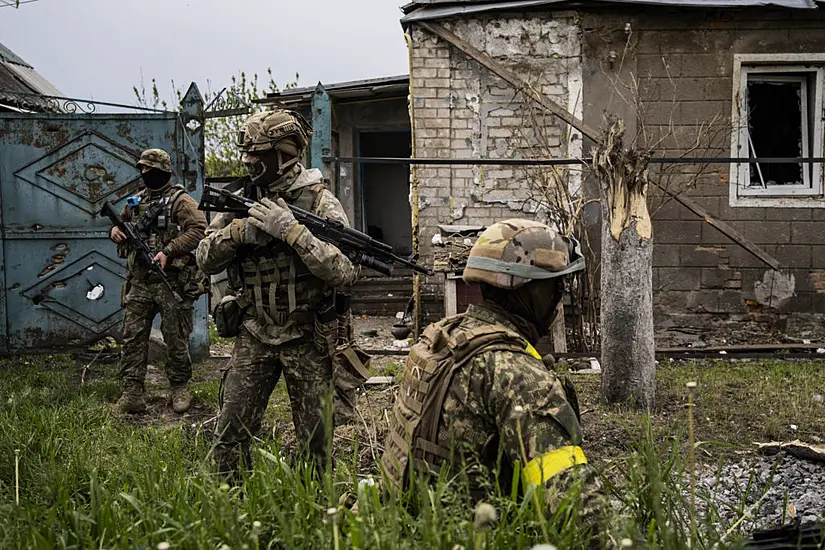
[109, 148, 207, 414]
[196, 109, 360, 478]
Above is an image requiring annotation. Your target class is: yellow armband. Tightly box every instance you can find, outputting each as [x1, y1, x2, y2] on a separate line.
[524, 445, 588, 485]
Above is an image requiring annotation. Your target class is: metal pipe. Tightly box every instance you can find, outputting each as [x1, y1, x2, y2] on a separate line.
[323, 156, 825, 166]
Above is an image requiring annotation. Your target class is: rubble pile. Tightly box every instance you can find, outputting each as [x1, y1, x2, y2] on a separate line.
[431, 224, 485, 273]
[692, 453, 825, 530]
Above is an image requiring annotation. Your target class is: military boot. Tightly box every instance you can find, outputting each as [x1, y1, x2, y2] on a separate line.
[116, 389, 147, 414]
[171, 386, 191, 413]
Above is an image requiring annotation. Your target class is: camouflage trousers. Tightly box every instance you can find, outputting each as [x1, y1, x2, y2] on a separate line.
[213, 326, 333, 477]
[119, 278, 194, 391]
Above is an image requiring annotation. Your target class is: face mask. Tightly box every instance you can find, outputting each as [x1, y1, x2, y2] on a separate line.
[243, 151, 282, 186]
[484, 279, 564, 341]
[141, 167, 171, 190]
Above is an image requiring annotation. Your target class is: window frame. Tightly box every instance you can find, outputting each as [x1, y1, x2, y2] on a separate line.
[730, 54, 825, 208]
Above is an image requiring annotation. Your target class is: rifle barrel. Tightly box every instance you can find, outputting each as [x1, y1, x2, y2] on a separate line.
[201, 186, 434, 276]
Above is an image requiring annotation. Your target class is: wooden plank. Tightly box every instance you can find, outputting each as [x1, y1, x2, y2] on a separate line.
[363, 342, 825, 357]
[660, 188, 781, 271]
[550, 302, 567, 354]
[444, 277, 458, 317]
[658, 342, 825, 353]
[418, 22, 601, 143]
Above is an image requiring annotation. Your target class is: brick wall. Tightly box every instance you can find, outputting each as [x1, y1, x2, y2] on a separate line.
[410, 7, 825, 331]
[409, 14, 582, 306]
[410, 16, 581, 246]
[593, 8, 825, 328]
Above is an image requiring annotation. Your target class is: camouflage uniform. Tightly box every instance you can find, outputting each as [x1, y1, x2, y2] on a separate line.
[383, 301, 583, 497]
[114, 149, 207, 413]
[382, 219, 609, 544]
[196, 110, 359, 476]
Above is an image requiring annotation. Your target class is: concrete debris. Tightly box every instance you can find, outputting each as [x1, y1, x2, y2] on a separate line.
[432, 224, 485, 272]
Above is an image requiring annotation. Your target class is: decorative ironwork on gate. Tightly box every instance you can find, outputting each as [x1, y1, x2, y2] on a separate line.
[0, 83, 209, 357]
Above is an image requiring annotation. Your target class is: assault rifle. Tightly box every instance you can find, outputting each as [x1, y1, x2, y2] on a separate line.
[198, 185, 434, 277]
[100, 201, 183, 303]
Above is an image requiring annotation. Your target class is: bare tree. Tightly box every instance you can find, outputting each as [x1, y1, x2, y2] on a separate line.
[514, 98, 600, 354]
[593, 115, 655, 408]
[592, 40, 729, 408]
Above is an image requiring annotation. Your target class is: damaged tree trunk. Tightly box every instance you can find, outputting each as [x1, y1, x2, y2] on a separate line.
[593, 117, 655, 409]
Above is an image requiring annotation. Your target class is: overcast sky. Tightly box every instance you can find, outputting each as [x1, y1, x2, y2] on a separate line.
[0, 0, 410, 105]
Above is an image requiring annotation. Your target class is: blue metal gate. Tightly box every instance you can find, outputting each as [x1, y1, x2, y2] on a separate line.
[0, 84, 207, 357]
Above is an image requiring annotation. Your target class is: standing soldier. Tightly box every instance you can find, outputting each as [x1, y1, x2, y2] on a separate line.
[110, 148, 208, 414]
[196, 109, 359, 477]
[382, 219, 605, 539]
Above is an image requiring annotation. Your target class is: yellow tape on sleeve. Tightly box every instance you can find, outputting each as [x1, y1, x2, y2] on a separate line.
[523, 445, 588, 485]
[524, 342, 542, 360]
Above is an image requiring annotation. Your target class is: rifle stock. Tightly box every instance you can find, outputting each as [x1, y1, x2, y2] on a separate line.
[100, 201, 183, 303]
[198, 185, 434, 277]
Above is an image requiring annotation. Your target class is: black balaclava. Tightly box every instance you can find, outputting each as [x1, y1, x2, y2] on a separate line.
[481, 278, 565, 343]
[141, 167, 172, 190]
[244, 149, 282, 187]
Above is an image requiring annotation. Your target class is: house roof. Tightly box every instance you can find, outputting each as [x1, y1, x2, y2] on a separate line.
[259, 75, 410, 108]
[0, 41, 63, 112]
[401, 0, 818, 22]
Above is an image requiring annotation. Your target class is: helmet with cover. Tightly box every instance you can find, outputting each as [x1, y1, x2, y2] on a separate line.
[136, 148, 172, 173]
[236, 109, 312, 184]
[462, 219, 585, 289]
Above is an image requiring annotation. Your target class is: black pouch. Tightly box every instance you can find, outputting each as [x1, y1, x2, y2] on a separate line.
[561, 375, 581, 424]
[212, 295, 248, 338]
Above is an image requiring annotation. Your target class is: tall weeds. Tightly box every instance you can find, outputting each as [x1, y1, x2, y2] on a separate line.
[0, 358, 763, 549]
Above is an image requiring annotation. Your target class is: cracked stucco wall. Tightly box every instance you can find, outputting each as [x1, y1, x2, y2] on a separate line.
[410, 14, 582, 258]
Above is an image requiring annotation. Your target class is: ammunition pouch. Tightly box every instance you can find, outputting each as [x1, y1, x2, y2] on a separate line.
[226, 261, 243, 291]
[136, 202, 164, 234]
[212, 294, 249, 338]
[177, 254, 210, 300]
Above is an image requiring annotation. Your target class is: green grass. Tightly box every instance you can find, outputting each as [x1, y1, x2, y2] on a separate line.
[208, 321, 231, 346]
[0, 355, 811, 549]
[575, 359, 825, 464]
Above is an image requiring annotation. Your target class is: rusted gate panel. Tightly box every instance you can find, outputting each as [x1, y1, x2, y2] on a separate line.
[0, 84, 206, 356]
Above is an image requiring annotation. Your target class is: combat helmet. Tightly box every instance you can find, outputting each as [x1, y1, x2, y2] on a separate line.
[236, 108, 311, 169]
[136, 148, 172, 173]
[462, 219, 585, 289]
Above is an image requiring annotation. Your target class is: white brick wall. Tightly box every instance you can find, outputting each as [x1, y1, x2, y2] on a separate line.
[409, 14, 582, 259]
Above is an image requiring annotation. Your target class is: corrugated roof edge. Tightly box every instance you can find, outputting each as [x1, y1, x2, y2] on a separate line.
[260, 74, 410, 104]
[0, 42, 33, 68]
[401, 0, 818, 18]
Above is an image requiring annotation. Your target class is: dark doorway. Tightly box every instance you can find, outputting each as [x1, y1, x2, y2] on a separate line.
[358, 130, 412, 255]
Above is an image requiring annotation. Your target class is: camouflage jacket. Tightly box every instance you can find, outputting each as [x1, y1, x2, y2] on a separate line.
[383, 302, 584, 498]
[116, 181, 206, 280]
[195, 165, 359, 346]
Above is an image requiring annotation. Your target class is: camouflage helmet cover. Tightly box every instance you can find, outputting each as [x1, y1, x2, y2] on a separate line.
[236, 108, 312, 154]
[136, 148, 172, 173]
[462, 218, 585, 289]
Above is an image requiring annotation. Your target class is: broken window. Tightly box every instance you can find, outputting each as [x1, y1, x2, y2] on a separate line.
[747, 76, 808, 187]
[731, 59, 824, 202]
